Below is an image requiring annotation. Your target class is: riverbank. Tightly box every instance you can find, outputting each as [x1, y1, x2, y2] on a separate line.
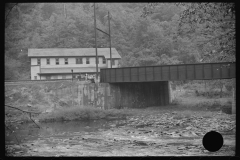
[6, 105, 235, 156]
[5, 94, 232, 125]
[5, 81, 235, 156]
[5, 105, 134, 125]
[5, 80, 233, 125]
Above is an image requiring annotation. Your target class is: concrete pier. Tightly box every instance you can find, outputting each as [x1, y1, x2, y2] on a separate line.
[109, 82, 170, 109]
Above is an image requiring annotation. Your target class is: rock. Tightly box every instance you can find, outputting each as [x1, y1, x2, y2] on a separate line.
[110, 124, 116, 127]
[186, 126, 192, 130]
[45, 108, 53, 113]
[189, 148, 200, 152]
[177, 146, 186, 150]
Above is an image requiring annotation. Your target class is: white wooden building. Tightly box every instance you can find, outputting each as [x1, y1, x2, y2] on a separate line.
[28, 48, 121, 80]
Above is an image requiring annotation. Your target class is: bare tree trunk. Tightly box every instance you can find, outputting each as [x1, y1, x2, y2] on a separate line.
[168, 81, 172, 104]
[220, 80, 223, 98]
[232, 78, 236, 114]
[71, 85, 73, 107]
[179, 81, 182, 92]
[63, 3, 66, 18]
[204, 80, 206, 91]
[204, 80, 208, 97]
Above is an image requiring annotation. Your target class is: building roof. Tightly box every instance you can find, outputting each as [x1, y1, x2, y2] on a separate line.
[28, 48, 121, 59]
[39, 67, 102, 75]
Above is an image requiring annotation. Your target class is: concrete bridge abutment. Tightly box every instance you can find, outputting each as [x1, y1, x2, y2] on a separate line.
[108, 81, 170, 109]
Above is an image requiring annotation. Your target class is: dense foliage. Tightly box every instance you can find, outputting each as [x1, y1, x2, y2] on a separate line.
[5, 3, 235, 80]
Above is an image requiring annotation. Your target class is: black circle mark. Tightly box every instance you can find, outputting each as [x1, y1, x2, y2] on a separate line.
[202, 131, 224, 152]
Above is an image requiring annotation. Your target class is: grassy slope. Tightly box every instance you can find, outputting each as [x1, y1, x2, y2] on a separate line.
[5, 81, 233, 124]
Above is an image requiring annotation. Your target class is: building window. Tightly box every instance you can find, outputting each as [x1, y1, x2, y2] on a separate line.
[62, 75, 66, 79]
[86, 57, 90, 64]
[53, 75, 58, 79]
[95, 57, 99, 64]
[46, 76, 51, 80]
[56, 58, 59, 65]
[34, 76, 37, 80]
[37, 58, 41, 65]
[103, 57, 106, 64]
[65, 58, 68, 65]
[76, 58, 82, 64]
[112, 59, 115, 65]
[47, 58, 50, 65]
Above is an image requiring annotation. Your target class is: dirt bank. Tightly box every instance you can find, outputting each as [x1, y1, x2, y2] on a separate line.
[6, 107, 235, 156]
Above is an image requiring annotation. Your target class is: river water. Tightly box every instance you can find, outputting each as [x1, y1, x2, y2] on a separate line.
[6, 119, 115, 145]
[5, 115, 235, 156]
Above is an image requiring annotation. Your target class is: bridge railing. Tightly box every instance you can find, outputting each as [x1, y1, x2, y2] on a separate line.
[100, 62, 235, 83]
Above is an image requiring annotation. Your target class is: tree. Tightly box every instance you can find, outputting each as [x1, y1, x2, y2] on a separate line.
[5, 3, 18, 22]
[177, 3, 235, 62]
[5, 3, 204, 79]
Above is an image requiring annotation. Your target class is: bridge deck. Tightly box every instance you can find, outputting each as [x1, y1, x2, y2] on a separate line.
[100, 62, 235, 83]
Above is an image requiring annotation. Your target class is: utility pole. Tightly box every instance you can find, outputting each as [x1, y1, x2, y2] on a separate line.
[63, 3, 65, 17]
[71, 69, 73, 82]
[94, 3, 99, 81]
[93, 4, 113, 70]
[108, 11, 112, 68]
[63, 3, 67, 18]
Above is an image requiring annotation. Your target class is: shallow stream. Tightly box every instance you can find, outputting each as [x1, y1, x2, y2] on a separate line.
[6, 119, 115, 145]
[5, 114, 235, 156]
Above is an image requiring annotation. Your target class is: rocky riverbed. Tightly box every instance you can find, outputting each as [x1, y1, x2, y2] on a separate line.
[5, 108, 235, 156]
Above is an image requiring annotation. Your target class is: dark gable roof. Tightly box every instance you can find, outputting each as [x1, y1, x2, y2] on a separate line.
[28, 48, 121, 59]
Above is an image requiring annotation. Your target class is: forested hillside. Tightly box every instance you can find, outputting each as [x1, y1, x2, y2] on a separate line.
[5, 3, 235, 80]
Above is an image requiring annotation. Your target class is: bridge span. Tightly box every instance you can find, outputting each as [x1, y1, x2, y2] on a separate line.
[100, 62, 235, 83]
[99, 62, 235, 113]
